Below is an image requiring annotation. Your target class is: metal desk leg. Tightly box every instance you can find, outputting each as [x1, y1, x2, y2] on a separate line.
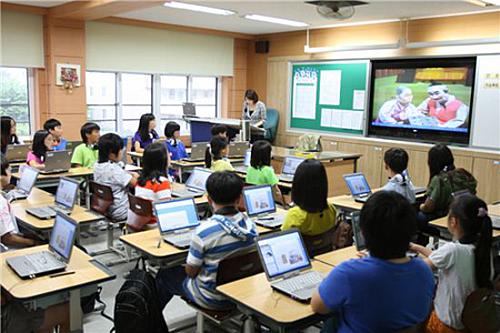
[69, 289, 83, 333]
[243, 316, 256, 333]
[85, 175, 91, 209]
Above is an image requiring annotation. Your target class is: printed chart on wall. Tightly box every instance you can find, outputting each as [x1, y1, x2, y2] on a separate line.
[290, 61, 369, 135]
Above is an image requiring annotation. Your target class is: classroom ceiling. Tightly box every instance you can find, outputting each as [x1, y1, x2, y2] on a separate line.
[6, 1, 500, 35]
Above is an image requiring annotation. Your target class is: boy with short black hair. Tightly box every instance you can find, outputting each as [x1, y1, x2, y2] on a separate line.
[311, 191, 435, 332]
[93, 133, 138, 221]
[43, 118, 67, 151]
[381, 147, 416, 203]
[211, 124, 228, 138]
[71, 122, 100, 168]
[156, 171, 258, 311]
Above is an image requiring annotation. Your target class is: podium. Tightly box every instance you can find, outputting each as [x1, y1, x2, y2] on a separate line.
[184, 117, 265, 142]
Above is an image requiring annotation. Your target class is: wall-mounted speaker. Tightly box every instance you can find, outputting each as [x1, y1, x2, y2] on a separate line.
[255, 40, 269, 54]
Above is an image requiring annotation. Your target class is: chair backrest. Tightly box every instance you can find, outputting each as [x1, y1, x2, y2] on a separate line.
[216, 248, 263, 286]
[302, 227, 335, 257]
[127, 194, 154, 232]
[89, 180, 114, 216]
[396, 322, 426, 333]
[264, 108, 279, 143]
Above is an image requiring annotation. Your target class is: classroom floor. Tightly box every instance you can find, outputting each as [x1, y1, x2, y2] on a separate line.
[80, 227, 322, 333]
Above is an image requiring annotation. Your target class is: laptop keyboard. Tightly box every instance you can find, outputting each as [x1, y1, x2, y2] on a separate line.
[164, 231, 193, 246]
[279, 175, 293, 182]
[26, 251, 60, 272]
[275, 271, 323, 293]
[28, 206, 57, 217]
[256, 214, 285, 227]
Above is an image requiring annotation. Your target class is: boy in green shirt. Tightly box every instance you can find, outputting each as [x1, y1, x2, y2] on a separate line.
[71, 122, 100, 168]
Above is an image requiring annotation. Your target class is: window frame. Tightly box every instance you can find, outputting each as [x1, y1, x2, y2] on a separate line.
[86, 70, 118, 133]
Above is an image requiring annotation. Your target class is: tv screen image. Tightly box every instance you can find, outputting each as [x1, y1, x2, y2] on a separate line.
[368, 58, 476, 145]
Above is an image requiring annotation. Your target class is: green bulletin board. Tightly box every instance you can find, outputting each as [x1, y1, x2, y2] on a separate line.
[290, 60, 369, 135]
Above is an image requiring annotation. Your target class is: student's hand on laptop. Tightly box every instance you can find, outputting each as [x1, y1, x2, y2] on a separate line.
[356, 249, 369, 258]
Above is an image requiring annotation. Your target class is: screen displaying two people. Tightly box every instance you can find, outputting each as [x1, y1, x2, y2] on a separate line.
[257, 231, 310, 278]
[372, 66, 473, 132]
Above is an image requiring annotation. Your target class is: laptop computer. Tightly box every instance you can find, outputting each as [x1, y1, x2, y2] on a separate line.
[235, 150, 251, 173]
[243, 185, 285, 228]
[279, 156, 305, 183]
[183, 142, 207, 162]
[154, 198, 200, 249]
[172, 167, 212, 198]
[5, 144, 30, 162]
[183, 102, 197, 117]
[8, 166, 39, 200]
[26, 177, 79, 219]
[65, 141, 82, 152]
[6, 212, 77, 279]
[343, 173, 372, 203]
[228, 141, 249, 158]
[491, 214, 500, 230]
[39, 150, 72, 174]
[256, 229, 323, 302]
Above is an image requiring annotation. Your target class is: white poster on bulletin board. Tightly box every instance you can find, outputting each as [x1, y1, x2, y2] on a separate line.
[292, 68, 318, 120]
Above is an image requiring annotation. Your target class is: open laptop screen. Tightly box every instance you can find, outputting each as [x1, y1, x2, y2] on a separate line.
[351, 212, 366, 251]
[257, 230, 311, 279]
[155, 198, 200, 233]
[186, 168, 212, 191]
[344, 173, 371, 196]
[282, 156, 304, 176]
[243, 150, 251, 167]
[55, 178, 79, 209]
[17, 166, 39, 193]
[243, 185, 276, 217]
[50, 213, 77, 261]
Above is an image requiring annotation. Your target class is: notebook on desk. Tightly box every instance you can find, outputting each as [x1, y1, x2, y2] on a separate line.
[39, 150, 72, 174]
[8, 166, 39, 200]
[154, 198, 200, 249]
[278, 156, 305, 183]
[243, 185, 284, 229]
[256, 229, 323, 302]
[7, 212, 77, 279]
[25, 177, 79, 219]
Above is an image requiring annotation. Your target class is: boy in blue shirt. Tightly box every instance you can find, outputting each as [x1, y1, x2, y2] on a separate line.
[311, 191, 435, 333]
[156, 171, 258, 311]
[43, 118, 67, 151]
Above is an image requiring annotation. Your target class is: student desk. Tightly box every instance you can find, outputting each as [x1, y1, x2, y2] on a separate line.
[128, 148, 192, 167]
[170, 157, 244, 182]
[9, 187, 55, 205]
[314, 246, 358, 267]
[11, 201, 103, 241]
[216, 260, 332, 333]
[171, 182, 209, 206]
[120, 224, 276, 267]
[271, 147, 362, 197]
[429, 204, 500, 239]
[0, 245, 115, 333]
[328, 190, 427, 212]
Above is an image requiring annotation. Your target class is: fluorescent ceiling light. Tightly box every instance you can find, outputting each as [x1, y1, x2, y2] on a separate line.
[406, 37, 500, 48]
[244, 14, 309, 27]
[465, 0, 500, 6]
[484, 0, 500, 4]
[163, 1, 235, 16]
[304, 42, 400, 53]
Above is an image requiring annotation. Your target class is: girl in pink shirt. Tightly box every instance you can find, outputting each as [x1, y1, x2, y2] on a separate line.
[26, 130, 54, 170]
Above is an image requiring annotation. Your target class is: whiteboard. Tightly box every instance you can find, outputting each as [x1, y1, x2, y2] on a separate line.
[471, 55, 500, 149]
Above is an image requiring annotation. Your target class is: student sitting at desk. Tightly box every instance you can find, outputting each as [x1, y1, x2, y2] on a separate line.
[311, 191, 435, 333]
[381, 148, 416, 203]
[0, 156, 14, 192]
[71, 122, 100, 168]
[211, 124, 228, 139]
[281, 159, 336, 236]
[43, 118, 67, 151]
[26, 130, 54, 170]
[132, 113, 159, 153]
[245, 140, 282, 202]
[205, 136, 234, 172]
[1, 116, 23, 155]
[164, 121, 188, 161]
[94, 133, 138, 221]
[410, 194, 493, 333]
[156, 171, 258, 311]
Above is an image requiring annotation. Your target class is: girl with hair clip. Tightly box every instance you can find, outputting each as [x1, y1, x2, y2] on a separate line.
[205, 136, 234, 172]
[132, 113, 159, 153]
[411, 194, 493, 333]
[26, 130, 54, 170]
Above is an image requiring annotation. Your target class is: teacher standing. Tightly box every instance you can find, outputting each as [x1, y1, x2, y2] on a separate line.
[242, 89, 267, 142]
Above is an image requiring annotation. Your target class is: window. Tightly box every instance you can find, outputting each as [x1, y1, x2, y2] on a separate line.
[86, 72, 117, 133]
[190, 76, 217, 118]
[121, 73, 152, 136]
[0, 67, 30, 136]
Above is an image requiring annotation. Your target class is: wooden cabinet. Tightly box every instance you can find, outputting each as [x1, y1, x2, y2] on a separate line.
[472, 157, 500, 204]
[339, 142, 384, 188]
[321, 138, 340, 151]
[405, 149, 429, 187]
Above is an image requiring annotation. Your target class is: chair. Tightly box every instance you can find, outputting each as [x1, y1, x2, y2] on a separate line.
[303, 227, 336, 257]
[127, 194, 154, 232]
[264, 108, 279, 144]
[89, 181, 129, 263]
[183, 248, 263, 332]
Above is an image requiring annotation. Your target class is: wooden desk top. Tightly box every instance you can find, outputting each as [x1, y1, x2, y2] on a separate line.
[12, 165, 140, 180]
[271, 147, 362, 161]
[430, 204, 500, 238]
[328, 189, 426, 211]
[120, 223, 274, 259]
[171, 158, 243, 168]
[171, 183, 209, 205]
[13, 203, 103, 231]
[10, 188, 54, 206]
[314, 246, 358, 267]
[0, 245, 114, 300]
[217, 260, 333, 324]
[128, 148, 191, 159]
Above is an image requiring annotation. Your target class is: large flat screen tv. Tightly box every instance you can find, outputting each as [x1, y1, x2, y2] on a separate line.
[368, 57, 476, 145]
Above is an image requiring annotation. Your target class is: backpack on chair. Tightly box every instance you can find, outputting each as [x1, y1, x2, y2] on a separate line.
[113, 258, 169, 333]
[331, 213, 353, 250]
[461, 287, 499, 333]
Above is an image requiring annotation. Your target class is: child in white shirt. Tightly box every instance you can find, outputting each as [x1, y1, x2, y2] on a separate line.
[381, 147, 416, 203]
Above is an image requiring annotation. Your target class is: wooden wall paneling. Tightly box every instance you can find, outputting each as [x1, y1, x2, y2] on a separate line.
[472, 157, 500, 204]
[406, 149, 429, 188]
[339, 142, 384, 188]
[453, 155, 474, 172]
[266, 60, 289, 134]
